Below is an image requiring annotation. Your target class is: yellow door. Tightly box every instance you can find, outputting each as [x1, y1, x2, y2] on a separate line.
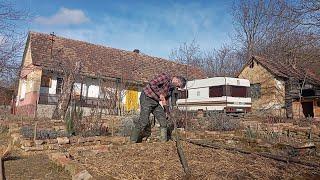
[125, 87, 139, 111]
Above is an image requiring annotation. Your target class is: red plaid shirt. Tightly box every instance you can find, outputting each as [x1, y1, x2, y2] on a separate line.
[143, 73, 172, 101]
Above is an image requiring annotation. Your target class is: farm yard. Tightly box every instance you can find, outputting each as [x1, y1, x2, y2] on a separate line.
[1, 0, 320, 179]
[0, 111, 320, 179]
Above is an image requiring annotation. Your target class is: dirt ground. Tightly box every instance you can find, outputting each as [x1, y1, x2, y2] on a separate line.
[0, 132, 70, 180]
[4, 154, 70, 180]
[74, 141, 320, 180]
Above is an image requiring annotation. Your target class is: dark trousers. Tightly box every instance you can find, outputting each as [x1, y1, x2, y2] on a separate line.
[134, 92, 167, 132]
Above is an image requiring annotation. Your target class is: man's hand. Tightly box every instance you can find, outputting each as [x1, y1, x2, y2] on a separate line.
[160, 94, 166, 102]
[160, 94, 167, 106]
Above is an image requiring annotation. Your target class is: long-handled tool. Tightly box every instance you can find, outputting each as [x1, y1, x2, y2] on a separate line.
[163, 105, 191, 179]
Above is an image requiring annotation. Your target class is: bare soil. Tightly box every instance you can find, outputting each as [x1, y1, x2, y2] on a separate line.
[0, 132, 70, 180]
[4, 154, 70, 180]
[74, 141, 320, 180]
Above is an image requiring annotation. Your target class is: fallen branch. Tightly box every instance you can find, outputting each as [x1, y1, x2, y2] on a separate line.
[186, 139, 320, 168]
[169, 112, 192, 179]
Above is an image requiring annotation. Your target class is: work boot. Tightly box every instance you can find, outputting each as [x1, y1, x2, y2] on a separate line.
[159, 127, 168, 142]
[130, 127, 142, 143]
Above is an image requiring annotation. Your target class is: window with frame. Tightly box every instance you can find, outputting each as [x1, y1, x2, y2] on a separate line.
[41, 75, 51, 87]
[209, 86, 224, 97]
[178, 90, 188, 99]
[251, 83, 261, 99]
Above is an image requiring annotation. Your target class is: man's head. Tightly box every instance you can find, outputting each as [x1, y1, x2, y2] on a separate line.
[172, 76, 186, 89]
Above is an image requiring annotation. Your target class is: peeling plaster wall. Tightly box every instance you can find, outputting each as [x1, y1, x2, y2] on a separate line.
[239, 60, 286, 116]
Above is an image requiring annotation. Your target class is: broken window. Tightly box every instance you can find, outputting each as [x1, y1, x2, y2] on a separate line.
[209, 86, 224, 97]
[41, 75, 51, 87]
[56, 77, 63, 94]
[231, 86, 247, 97]
[178, 90, 188, 99]
[251, 83, 261, 99]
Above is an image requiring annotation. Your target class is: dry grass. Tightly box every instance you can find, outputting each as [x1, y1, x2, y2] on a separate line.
[75, 141, 320, 180]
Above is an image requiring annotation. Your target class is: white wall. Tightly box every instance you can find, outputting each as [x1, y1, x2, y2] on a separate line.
[186, 77, 250, 89]
[188, 87, 208, 100]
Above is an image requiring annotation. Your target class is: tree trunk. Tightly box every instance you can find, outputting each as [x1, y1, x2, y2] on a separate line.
[285, 80, 293, 118]
[52, 74, 75, 120]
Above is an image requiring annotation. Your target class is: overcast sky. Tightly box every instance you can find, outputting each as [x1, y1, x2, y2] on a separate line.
[16, 0, 235, 59]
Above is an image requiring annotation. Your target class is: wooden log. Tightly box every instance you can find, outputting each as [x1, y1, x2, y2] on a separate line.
[170, 114, 192, 178]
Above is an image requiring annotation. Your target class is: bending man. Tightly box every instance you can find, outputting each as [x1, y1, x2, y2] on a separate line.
[130, 73, 186, 143]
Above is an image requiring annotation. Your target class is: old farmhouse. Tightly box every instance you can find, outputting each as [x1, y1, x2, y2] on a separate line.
[238, 56, 320, 119]
[16, 32, 205, 118]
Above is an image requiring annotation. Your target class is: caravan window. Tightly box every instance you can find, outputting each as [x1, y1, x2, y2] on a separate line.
[231, 86, 247, 97]
[209, 86, 224, 97]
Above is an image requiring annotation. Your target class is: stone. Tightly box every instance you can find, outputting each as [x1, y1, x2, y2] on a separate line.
[34, 140, 44, 145]
[21, 140, 34, 147]
[53, 125, 66, 131]
[47, 144, 59, 150]
[72, 170, 92, 180]
[46, 139, 58, 144]
[22, 145, 44, 152]
[69, 137, 78, 144]
[297, 142, 315, 149]
[51, 120, 64, 124]
[78, 137, 86, 144]
[226, 140, 235, 145]
[57, 137, 70, 145]
[86, 137, 95, 142]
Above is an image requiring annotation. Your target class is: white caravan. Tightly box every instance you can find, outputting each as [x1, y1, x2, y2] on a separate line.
[176, 77, 251, 113]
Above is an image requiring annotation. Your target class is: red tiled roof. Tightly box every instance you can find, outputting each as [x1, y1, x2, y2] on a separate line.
[250, 56, 320, 85]
[28, 32, 206, 83]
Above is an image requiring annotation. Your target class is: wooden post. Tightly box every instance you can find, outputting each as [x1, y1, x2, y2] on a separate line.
[0, 157, 5, 180]
[111, 118, 114, 137]
[33, 122, 37, 141]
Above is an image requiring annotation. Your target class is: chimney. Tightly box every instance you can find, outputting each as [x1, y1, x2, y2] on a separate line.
[133, 49, 140, 54]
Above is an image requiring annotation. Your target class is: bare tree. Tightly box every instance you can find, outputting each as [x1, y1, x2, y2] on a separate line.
[170, 41, 244, 77]
[169, 40, 203, 73]
[0, 1, 28, 87]
[52, 54, 81, 120]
